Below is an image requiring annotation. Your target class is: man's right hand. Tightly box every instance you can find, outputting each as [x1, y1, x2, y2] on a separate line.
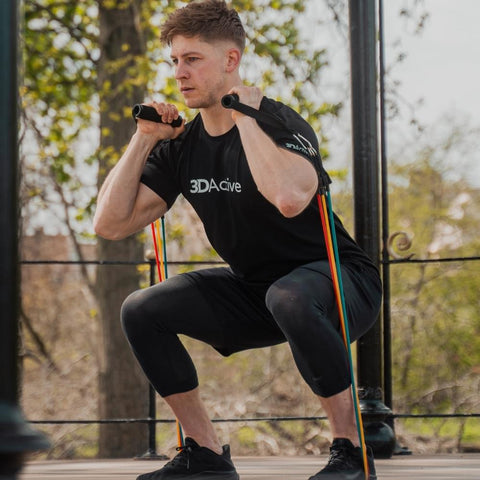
[136, 101, 185, 139]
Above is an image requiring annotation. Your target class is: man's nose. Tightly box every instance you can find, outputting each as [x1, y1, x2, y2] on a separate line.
[175, 62, 189, 79]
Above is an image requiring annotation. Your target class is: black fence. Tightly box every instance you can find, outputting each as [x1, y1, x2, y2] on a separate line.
[20, 256, 480, 458]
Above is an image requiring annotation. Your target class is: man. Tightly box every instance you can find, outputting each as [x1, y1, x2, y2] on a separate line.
[94, 1, 381, 479]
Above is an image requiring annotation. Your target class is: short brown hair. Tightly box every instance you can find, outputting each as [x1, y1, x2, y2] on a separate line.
[160, 0, 246, 52]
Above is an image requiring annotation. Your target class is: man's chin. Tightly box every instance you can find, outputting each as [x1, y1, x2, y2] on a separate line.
[183, 94, 217, 110]
[184, 100, 200, 109]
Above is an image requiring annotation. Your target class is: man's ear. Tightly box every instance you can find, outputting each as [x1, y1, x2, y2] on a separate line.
[225, 48, 241, 72]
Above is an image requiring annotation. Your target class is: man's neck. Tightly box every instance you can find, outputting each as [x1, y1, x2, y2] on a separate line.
[200, 102, 237, 137]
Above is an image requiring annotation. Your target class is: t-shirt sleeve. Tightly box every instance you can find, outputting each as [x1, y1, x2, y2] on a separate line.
[140, 140, 180, 209]
[258, 98, 331, 187]
[258, 99, 318, 159]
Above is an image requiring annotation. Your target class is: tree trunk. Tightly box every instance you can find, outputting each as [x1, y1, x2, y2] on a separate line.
[96, 0, 149, 458]
[96, 239, 148, 458]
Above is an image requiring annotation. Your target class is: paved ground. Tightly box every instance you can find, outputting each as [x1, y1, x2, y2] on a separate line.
[18, 454, 480, 479]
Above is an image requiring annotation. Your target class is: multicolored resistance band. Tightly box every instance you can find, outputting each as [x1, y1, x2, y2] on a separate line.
[150, 217, 185, 449]
[223, 94, 369, 479]
[317, 190, 369, 479]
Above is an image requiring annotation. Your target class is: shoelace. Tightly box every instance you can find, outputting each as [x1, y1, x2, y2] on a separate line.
[326, 448, 345, 467]
[168, 444, 193, 470]
[324, 446, 356, 472]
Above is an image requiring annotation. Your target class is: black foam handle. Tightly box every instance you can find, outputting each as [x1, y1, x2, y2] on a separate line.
[132, 104, 183, 128]
[221, 93, 239, 108]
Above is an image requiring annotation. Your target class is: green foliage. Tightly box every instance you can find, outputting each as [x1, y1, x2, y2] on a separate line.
[22, 0, 99, 237]
[386, 130, 480, 424]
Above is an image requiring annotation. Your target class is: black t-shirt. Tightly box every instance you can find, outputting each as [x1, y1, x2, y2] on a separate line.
[141, 97, 374, 282]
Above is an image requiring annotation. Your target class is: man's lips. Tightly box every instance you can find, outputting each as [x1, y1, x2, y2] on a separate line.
[180, 87, 194, 94]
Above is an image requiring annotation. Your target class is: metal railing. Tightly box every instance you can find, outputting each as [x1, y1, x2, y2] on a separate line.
[21, 256, 480, 457]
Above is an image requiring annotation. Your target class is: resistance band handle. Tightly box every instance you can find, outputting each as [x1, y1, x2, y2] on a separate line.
[132, 104, 183, 128]
[221, 93, 286, 130]
[221, 93, 239, 108]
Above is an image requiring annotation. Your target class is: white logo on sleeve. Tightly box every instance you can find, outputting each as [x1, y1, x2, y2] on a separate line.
[285, 133, 319, 158]
[190, 178, 242, 194]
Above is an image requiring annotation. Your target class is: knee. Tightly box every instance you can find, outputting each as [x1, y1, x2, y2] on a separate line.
[121, 287, 167, 343]
[266, 282, 298, 318]
[121, 285, 178, 344]
[120, 289, 146, 341]
[266, 280, 321, 331]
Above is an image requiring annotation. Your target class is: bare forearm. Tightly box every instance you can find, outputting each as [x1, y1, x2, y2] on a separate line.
[94, 101, 183, 240]
[236, 116, 318, 217]
[94, 133, 159, 235]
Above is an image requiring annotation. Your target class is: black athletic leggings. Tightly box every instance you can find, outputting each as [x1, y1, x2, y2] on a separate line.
[121, 261, 382, 398]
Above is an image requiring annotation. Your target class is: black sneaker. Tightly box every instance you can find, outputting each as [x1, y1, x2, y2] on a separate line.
[137, 437, 239, 480]
[308, 438, 377, 480]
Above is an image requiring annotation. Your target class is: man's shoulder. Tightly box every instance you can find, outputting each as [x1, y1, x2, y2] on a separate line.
[260, 97, 309, 127]
[260, 96, 288, 114]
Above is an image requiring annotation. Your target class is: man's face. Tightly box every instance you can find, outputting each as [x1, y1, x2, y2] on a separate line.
[170, 35, 231, 109]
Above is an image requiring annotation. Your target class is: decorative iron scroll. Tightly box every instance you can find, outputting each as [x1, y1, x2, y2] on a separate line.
[386, 231, 415, 260]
